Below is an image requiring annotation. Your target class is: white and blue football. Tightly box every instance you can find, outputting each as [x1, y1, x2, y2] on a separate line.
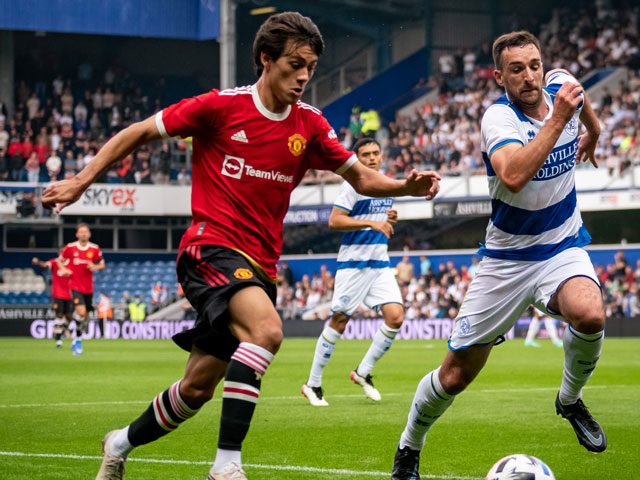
[485, 454, 556, 480]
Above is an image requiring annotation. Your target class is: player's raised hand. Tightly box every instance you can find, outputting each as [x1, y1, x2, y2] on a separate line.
[404, 170, 441, 200]
[552, 81, 583, 125]
[576, 131, 599, 168]
[369, 220, 394, 239]
[42, 177, 87, 213]
[386, 208, 398, 225]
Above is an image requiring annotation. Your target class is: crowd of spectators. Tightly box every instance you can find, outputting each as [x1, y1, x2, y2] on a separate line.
[299, 3, 640, 185]
[1, 3, 639, 188]
[0, 65, 188, 185]
[276, 252, 640, 321]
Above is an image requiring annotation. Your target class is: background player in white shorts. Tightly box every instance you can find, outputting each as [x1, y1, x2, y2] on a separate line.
[392, 31, 607, 480]
[525, 305, 563, 347]
[302, 138, 405, 406]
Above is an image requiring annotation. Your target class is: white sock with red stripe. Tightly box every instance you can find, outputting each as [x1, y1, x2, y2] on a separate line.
[212, 342, 274, 473]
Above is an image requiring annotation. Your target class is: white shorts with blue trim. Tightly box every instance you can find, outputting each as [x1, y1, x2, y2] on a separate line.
[331, 267, 403, 316]
[449, 247, 598, 350]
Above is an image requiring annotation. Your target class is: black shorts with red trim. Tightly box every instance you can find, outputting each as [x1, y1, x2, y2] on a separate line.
[173, 245, 276, 361]
[71, 290, 94, 312]
[53, 297, 74, 316]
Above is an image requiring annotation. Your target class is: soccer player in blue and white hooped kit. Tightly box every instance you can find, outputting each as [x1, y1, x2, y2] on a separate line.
[302, 138, 405, 406]
[392, 31, 607, 480]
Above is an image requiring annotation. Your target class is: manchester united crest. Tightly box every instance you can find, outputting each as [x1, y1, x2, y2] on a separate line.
[234, 268, 254, 279]
[288, 133, 307, 157]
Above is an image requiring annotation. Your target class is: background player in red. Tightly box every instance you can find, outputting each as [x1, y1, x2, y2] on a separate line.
[61, 223, 105, 355]
[32, 248, 73, 348]
[42, 11, 440, 480]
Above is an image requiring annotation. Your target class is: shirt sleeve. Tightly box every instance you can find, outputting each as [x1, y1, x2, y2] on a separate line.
[333, 181, 358, 213]
[61, 245, 72, 261]
[155, 90, 221, 139]
[546, 70, 584, 112]
[94, 247, 103, 263]
[481, 105, 524, 158]
[306, 114, 358, 174]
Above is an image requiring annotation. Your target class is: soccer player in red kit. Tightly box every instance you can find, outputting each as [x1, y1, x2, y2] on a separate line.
[32, 248, 74, 348]
[42, 12, 440, 480]
[62, 223, 105, 355]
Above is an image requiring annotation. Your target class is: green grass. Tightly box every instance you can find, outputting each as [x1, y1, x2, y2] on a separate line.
[0, 337, 639, 479]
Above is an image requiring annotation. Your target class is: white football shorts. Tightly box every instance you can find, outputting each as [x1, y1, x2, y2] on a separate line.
[449, 247, 599, 350]
[331, 267, 403, 316]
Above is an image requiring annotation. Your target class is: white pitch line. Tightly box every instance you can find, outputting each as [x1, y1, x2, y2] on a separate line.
[0, 384, 632, 409]
[0, 451, 482, 479]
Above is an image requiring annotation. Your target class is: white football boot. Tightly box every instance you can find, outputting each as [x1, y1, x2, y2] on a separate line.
[350, 369, 381, 401]
[301, 384, 329, 406]
[95, 431, 126, 480]
[207, 463, 248, 480]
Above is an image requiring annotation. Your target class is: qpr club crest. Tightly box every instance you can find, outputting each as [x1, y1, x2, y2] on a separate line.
[457, 317, 471, 337]
[564, 118, 578, 136]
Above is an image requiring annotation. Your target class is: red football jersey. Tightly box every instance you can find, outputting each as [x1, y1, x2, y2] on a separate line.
[157, 84, 357, 278]
[62, 241, 103, 294]
[49, 257, 71, 300]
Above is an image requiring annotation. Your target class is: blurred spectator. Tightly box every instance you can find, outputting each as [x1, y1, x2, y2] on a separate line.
[396, 256, 414, 287]
[129, 295, 147, 322]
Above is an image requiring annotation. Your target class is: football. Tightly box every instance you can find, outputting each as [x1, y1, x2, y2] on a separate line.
[485, 454, 556, 480]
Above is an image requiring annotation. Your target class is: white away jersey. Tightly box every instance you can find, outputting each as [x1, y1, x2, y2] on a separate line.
[479, 70, 591, 261]
[334, 181, 393, 269]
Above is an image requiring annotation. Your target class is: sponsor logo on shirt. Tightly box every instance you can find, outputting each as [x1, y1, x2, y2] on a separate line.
[222, 155, 244, 179]
[288, 133, 307, 157]
[533, 138, 578, 181]
[221, 155, 294, 184]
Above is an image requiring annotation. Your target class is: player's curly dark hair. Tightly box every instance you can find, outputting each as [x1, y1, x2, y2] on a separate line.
[492, 31, 541, 70]
[253, 11, 324, 77]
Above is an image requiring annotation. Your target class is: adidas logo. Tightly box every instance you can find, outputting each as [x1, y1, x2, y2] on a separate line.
[231, 130, 249, 143]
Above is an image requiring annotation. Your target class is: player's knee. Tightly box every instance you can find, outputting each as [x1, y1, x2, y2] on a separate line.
[256, 324, 283, 353]
[179, 379, 215, 408]
[572, 309, 605, 335]
[384, 305, 404, 329]
[328, 315, 348, 334]
[440, 367, 473, 396]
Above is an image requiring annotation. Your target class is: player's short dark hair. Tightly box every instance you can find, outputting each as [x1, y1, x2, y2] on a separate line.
[253, 11, 324, 77]
[352, 137, 381, 156]
[76, 222, 90, 231]
[492, 31, 541, 70]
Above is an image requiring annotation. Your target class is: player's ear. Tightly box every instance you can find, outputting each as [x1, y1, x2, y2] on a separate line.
[493, 69, 504, 87]
[260, 51, 272, 72]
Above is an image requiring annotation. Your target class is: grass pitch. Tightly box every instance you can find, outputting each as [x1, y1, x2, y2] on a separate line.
[0, 336, 638, 480]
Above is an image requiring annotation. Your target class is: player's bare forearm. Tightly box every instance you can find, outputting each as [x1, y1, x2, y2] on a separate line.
[342, 162, 440, 199]
[328, 211, 385, 232]
[75, 117, 161, 188]
[579, 93, 600, 137]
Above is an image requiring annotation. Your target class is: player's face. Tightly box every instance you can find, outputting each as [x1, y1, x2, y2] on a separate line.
[76, 226, 91, 243]
[262, 40, 318, 108]
[357, 142, 382, 171]
[494, 43, 543, 109]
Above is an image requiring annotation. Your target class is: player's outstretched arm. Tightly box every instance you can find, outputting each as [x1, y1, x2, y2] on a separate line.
[491, 81, 584, 193]
[341, 161, 440, 200]
[31, 257, 50, 269]
[42, 115, 163, 213]
[328, 207, 394, 238]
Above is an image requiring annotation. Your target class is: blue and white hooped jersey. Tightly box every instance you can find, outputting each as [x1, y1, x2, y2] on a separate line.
[334, 181, 393, 270]
[479, 70, 591, 261]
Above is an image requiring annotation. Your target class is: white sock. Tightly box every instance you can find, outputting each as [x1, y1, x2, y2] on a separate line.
[307, 327, 341, 387]
[399, 367, 454, 451]
[357, 324, 400, 376]
[109, 426, 134, 458]
[212, 448, 241, 472]
[559, 325, 604, 405]
[544, 317, 560, 343]
[525, 316, 540, 342]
